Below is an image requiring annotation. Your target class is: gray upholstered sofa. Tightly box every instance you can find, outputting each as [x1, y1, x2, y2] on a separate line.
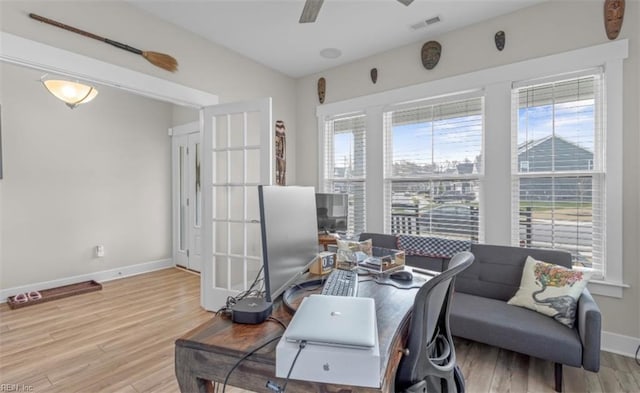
[358, 233, 601, 392]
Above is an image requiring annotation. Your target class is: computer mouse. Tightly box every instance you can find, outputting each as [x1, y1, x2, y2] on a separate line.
[390, 270, 414, 282]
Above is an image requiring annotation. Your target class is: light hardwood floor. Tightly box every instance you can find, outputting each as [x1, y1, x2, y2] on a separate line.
[1, 268, 637, 393]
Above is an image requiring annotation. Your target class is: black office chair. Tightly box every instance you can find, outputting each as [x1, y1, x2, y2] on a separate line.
[395, 251, 474, 393]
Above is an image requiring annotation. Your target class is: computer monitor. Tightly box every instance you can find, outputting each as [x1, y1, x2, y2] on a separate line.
[258, 185, 320, 303]
[315, 193, 348, 233]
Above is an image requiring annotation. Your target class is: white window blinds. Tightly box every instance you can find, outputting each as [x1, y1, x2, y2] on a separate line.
[383, 95, 484, 240]
[512, 71, 604, 275]
[322, 114, 366, 235]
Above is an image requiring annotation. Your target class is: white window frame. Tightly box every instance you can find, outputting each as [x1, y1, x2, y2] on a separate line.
[317, 39, 628, 297]
[382, 93, 485, 240]
[320, 113, 367, 235]
[511, 71, 605, 277]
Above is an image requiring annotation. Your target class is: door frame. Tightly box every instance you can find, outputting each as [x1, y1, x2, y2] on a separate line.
[170, 122, 201, 271]
[201, 98, 273, 311]
[0, 32, 218, 108]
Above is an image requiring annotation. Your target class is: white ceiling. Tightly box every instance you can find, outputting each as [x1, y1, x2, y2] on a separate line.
[130, 0, 546, 78]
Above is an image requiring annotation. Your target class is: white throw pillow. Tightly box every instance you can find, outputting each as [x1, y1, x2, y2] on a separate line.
[508, 256, 592, 328]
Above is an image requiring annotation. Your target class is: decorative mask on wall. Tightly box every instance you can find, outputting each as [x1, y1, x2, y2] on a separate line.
[275, 120, 286, 186]
[495, 31, 506, 51]
[370, 68, 378, 84]
[604, 0, 625, 40]
[421, 41, 441, 70]
[317, 77, 326, 104]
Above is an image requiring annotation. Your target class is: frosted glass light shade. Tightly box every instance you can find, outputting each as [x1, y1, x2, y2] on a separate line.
[42, 79, 98, 109]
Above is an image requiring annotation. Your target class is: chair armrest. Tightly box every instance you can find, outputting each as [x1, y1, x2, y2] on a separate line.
[577, 288, 601, 372]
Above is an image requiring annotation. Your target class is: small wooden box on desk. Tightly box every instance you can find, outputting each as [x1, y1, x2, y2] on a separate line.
[309, 251, 337, 275]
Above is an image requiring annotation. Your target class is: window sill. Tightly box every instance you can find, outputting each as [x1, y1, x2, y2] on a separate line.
[587, 279, 629, 298]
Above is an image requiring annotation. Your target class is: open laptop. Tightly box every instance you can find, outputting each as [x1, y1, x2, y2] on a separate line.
[285, 294, 377, 349]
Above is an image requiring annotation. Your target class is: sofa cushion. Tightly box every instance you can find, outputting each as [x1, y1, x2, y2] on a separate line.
[456, 244, 573, 301]
[508, 256, 592, 328]
[396, 234, 471, 258]
[450, 292, 582, 367]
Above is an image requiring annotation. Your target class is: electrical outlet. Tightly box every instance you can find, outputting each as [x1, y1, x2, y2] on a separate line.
[96, 245, 105, 258]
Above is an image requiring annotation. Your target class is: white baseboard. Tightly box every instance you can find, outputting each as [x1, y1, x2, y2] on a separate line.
[601, 331, 640, 358]
[1, 259, 174, 302]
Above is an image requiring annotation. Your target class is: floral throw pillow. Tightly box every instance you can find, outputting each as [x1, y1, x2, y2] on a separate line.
[507, 256, 592, 328]
[336, 239, 373, 263]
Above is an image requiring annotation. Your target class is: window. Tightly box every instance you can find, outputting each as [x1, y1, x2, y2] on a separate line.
[322, 114, 366, 235]
[316, 40, 626, 296]
[512, 71, 605, 276]
[383, 95, 483, 240]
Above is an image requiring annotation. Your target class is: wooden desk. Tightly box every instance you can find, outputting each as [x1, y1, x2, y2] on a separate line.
[175, 276, 424, 393]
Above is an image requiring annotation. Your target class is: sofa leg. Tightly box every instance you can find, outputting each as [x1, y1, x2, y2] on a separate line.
[554, 363, 562, 392]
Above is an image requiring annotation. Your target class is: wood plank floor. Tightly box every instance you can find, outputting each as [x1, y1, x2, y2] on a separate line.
[1, 268, 637, 393]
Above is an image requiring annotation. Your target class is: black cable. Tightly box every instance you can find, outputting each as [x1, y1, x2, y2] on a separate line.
[267, 316, 288, 330]
[281, 340, 307, 392]
[221, 335, 282, 393]
[236, 265, 265, 301]
[269, 340, 306, 393]
[216, 266, 266, 318]
[635, 344, 640, 366]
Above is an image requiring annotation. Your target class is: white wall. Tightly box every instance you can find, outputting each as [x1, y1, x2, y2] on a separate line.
[0, 1, 297, 289]
[1, 63, 176, 287]
[295, 1, 639, 340]
[0, 1, 297, 181]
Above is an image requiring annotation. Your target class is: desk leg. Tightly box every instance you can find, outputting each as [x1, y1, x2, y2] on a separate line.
[175, 347, 211, 393]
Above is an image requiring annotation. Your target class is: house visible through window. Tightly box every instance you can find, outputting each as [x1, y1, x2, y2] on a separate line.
[512, 71, 604, 275]
[383, 95, 483, 240]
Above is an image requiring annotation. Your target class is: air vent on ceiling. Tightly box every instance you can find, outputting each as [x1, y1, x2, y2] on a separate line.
[410, 15, 441, 31]
[426, 16, 441, 25]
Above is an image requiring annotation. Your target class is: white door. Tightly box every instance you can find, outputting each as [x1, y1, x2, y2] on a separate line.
[201, 98, 273, 311]
[171, 123, 203, 272]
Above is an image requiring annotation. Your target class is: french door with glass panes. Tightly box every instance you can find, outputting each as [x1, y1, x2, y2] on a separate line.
[201, 98, 272, 311]
[172, 123, 203, 272]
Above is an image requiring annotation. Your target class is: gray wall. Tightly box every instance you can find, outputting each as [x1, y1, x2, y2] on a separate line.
[294, 1, 639, 339]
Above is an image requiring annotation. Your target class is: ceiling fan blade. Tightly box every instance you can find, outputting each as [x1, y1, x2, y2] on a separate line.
[299, 0, 324, 23]
[397, 0, 415, 5]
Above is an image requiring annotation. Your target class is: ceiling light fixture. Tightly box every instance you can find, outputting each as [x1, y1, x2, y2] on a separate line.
[320, 48, 342, 59]
[41, 75, 98, 109]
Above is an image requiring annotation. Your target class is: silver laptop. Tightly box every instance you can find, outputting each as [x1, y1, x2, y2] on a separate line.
[285, 294, 377, 349]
